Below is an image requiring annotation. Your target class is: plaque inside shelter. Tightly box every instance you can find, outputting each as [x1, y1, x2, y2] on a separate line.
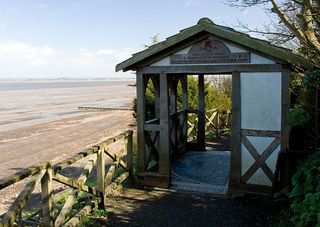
[170, 38, 250, 64]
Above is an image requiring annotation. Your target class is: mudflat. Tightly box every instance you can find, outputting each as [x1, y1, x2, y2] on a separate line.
[0, 79, 136, 179]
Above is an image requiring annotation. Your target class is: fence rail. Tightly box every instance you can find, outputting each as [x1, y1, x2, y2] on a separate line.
[0, 130, 133, 227]
[187, 108, 231, 140]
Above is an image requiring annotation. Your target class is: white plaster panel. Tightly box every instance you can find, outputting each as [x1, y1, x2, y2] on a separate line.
[150, 41, 275, 66]
[151, 57, 171, 66]
[265, 145, 281, 172]
[246, 136, 275, 155]
[241, 72, 281, 131]
[241, 143, 255, 176]
[251, 53, 275, 64]
[247, 168, 272, 186]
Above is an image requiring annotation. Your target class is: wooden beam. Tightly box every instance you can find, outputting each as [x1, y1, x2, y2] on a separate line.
[159, 71, 170, 179]
[136, 172, 170, 188]
[241, 129, 281, 138]
[78, 154, 97, 183]
[41, 164, 54, 226]
[169, 75, 178, 153]
[241, 136, 279, 183]
[97, 130, 132, 148]
[53, 147, 98, 172]
[1, 170, 46, 226]
[228, 183, 272, 196]
[142, 64, 283, 74]
[182, 75, 188, 150]
[316, 89, 319, 149]
[127, 132, 133, 178]
[63, 199, 99, 227]
[105, 162, 116, 187]
[144, 124, 160, 132]
[97, 147, 105, 208]
[229, 71, 241, 192]
[0, 162, 48, 190]
[53, 173, 99, 196]
[281, 67, 290, 151]
[197, 74, 206, 150]
[182, 75, 188, 110]
[55, 190, 79, 226]
[105, 172, 129, 194]
[118, 33, 209, 71]
[136, 70, 146, 173]
[55, 154, 97, 226]
[104, 150, 128, 171]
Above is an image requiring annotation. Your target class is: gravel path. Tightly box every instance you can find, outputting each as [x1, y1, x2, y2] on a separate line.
[104, 188, 278, 227]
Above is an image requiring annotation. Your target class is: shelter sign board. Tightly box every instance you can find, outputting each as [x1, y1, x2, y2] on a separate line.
[170, 38, 250, 64]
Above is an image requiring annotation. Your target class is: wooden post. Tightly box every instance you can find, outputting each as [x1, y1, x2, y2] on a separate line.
[159, 71, 170, 180]
[197, 74, 205, 150]
[169, 76, 177, 114]
[136, 70, 146, 173]
[41, 163, 54, 226]
[281, 67, 290, 152]
[127, 131, 133, 178]
[279, 67, 291, 188]
[316, 88, 319, 149]
[97, 147, 105, 208]
[229, 71, 241, 193]
[216, 111, 219, 135]
[182, 75, 188, 145]
[169, 76, 178, 150]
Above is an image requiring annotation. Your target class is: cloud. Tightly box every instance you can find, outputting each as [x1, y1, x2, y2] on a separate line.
[184, 1, 192, 6]
[0, 41, 56, 67]
[0, 40, 136, 78]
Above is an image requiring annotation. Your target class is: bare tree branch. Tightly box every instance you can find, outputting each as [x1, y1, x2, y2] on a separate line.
[226, 0, 320, 58]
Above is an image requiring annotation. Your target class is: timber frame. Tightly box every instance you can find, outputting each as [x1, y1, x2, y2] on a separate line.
[116, 18, 311, 195]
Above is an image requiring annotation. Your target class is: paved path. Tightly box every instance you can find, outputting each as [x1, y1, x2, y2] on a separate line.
[105, 188, 277, 227]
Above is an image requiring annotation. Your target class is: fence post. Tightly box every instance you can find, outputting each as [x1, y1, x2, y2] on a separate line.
[215, 111, 219, 135]
[41, 162, 54, 226]
[97, 147, 105, 209]
[127, 131, 133, 178]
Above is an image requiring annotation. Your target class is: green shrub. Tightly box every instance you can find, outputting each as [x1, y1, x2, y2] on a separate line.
[132, 76, 231, 120]
[289, 152, 320, 227]
[176, 76, 231, 111]
[132, 79, 157, 120]
[289, 105, 311, 127]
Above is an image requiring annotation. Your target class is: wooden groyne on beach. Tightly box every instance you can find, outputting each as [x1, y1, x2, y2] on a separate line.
[78, 106, 132, 111]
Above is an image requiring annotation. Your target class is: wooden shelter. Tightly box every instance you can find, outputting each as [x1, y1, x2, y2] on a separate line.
[116, 18, 311, 194]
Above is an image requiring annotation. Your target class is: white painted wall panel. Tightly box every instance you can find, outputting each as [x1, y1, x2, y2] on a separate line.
[265, 145, 281, 172]
[247, 168, 272, 186]
[240, 72, 281, 131]
[240, 72, 282, 186]
[241, 143, 255, 176]
[246, 136, 275, 155]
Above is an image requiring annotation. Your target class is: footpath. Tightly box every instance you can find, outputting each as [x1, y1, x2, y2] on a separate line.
[103, 188, 278, 227]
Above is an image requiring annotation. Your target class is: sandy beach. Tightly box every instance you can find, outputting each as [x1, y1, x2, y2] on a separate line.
[0, 79, 136, 179]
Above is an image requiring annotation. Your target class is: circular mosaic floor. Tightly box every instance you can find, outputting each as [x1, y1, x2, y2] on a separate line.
[171, 150, 230, 194]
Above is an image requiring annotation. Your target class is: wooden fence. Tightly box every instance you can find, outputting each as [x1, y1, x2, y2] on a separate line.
[0, 130, 133, 227]
[187, 108, 231, 140]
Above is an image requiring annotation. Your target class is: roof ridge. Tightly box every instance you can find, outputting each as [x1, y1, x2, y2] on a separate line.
[116, 18, 312, 72]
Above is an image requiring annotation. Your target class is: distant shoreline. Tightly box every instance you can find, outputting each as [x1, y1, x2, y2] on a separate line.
[0, 77, 135, 83]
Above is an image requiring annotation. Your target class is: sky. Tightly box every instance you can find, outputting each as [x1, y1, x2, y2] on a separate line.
[0, 0, 272, 79]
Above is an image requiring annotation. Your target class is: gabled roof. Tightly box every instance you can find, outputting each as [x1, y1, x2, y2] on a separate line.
[116, 18, 313, 72]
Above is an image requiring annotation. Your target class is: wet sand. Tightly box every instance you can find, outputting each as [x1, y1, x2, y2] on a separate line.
[0, 79, 136, 179]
